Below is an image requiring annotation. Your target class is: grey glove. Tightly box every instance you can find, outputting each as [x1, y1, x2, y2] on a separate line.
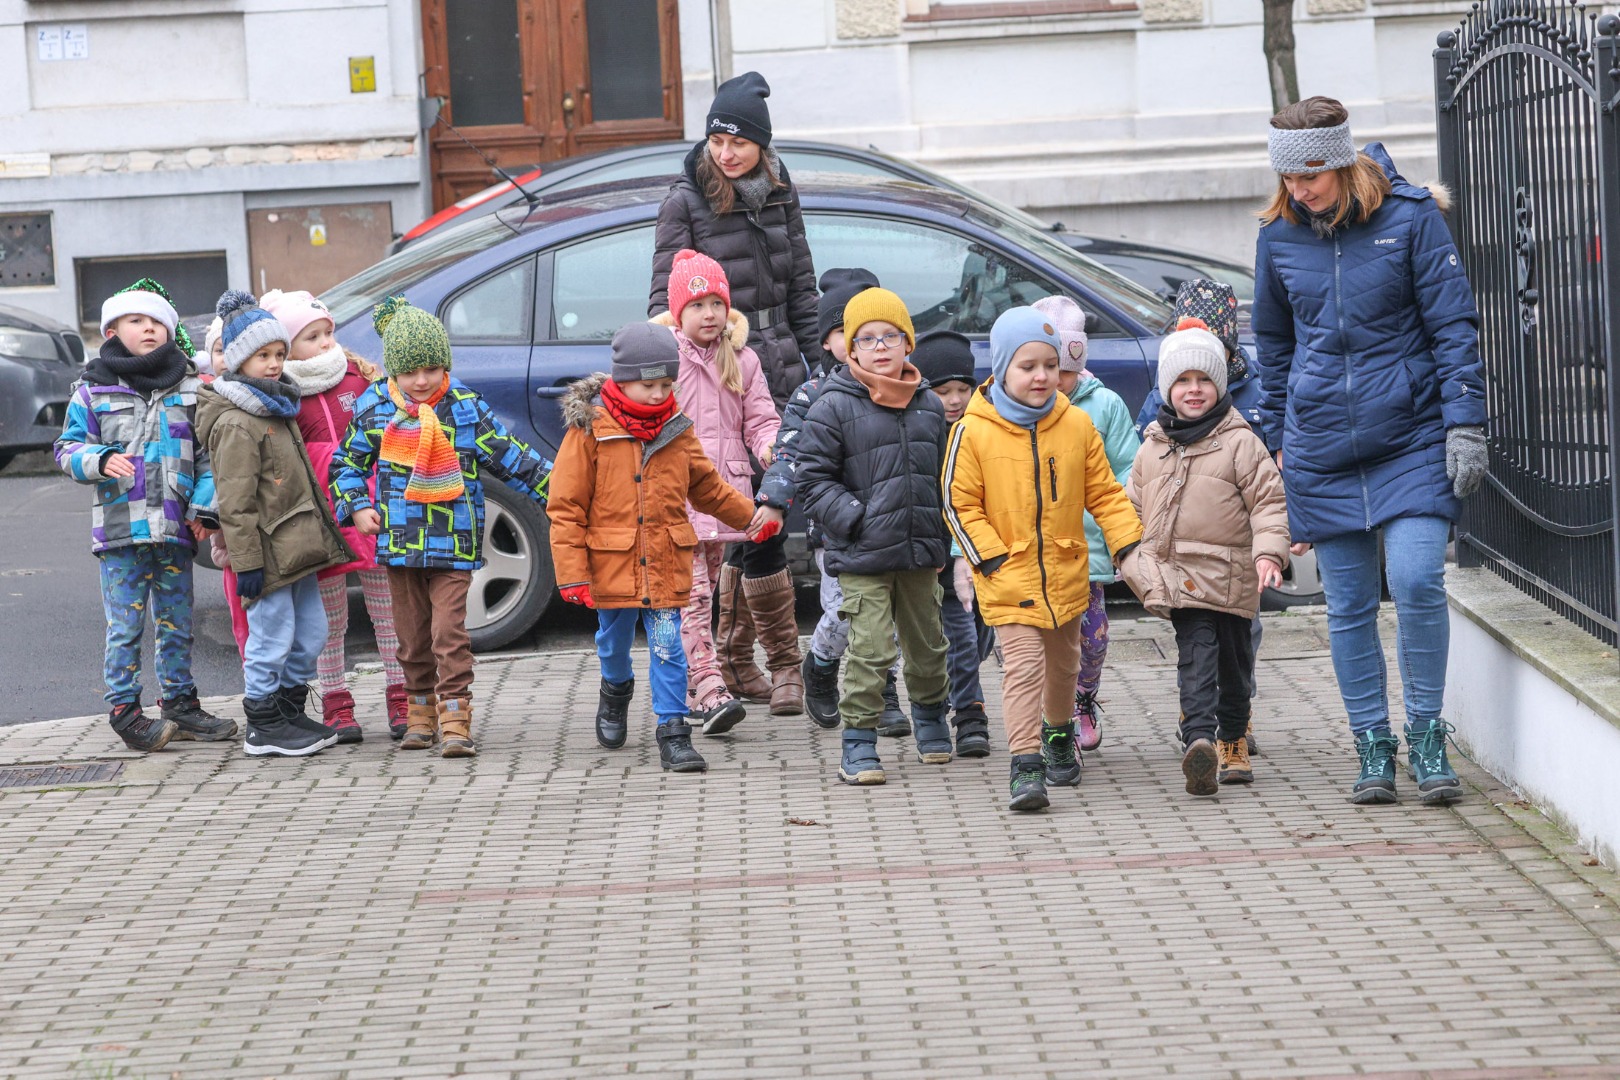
[1445, 425, 1488, 499]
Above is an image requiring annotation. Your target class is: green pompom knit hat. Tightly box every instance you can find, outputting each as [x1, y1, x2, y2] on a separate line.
[373, 295, 452, 377]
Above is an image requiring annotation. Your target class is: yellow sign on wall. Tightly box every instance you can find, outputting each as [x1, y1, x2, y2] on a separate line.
[349, 56, 376, 94]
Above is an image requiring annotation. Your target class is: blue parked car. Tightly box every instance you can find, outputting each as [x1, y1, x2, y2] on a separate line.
[322, 175, 1309, 650]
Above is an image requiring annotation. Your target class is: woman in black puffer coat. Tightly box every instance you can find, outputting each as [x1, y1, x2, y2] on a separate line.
[648, 71, 821, 720]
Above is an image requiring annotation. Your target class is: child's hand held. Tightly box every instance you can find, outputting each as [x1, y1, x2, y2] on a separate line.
[560, 583, 595, 608]
[236, 568, 265, 601]
[1290, 541, 1312, 556]
[1255, 557, 1283, 593]
[747, 506, 784, 543]
[102, 452, 137, 479]
[354, 508, 383, 536]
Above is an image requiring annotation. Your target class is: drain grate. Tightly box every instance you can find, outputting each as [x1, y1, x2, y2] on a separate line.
[0, 760, 125, 789]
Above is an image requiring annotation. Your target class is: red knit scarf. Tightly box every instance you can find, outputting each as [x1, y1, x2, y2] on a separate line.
[600, 377, 678, 441]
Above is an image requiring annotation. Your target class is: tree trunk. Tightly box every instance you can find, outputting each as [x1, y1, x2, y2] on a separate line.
[1262, 0, 1301, 115]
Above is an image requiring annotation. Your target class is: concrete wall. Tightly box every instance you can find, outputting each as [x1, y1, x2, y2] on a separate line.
[0, 0, 423, 327]
[1446, 568, 1620, 869]
[715, 0, 1469, 263]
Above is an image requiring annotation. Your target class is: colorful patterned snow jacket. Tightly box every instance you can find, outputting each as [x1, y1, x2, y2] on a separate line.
[328, 378, 553, 570]
[54, 368, 216, 554]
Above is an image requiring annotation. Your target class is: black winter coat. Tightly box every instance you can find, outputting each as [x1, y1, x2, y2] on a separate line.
[649, 142, 821, 406]
[794, 366, 951, 576]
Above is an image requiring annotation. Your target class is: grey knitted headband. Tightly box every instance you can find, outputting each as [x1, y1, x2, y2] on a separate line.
[1268, 121, 1356, 175]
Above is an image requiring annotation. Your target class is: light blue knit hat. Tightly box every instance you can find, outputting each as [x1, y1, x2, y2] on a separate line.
[989, 307, 1062, 385]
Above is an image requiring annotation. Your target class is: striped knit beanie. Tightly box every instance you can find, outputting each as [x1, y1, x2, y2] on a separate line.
[374, 296, 452, 377]
[216, 290, 290, 374]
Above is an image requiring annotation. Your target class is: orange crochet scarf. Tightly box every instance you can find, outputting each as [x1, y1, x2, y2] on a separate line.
[378, 373, 464, 503]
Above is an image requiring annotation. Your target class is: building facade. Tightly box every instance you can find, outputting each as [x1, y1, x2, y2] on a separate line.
[0, 0, 1465, 330]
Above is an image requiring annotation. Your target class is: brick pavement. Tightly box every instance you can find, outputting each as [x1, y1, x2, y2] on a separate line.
[1, 610, 1618, 1079]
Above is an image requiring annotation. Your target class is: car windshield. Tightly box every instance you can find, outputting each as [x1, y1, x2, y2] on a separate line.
[964, 207, 1176, 330]
[323, 216, 515, 325]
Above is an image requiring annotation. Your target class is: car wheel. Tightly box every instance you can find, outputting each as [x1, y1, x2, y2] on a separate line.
[1262, 547, 1325, 610]
[468, 483, 555, 652]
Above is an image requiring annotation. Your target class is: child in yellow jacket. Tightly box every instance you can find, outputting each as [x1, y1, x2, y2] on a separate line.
[944, 307, 1144, 812]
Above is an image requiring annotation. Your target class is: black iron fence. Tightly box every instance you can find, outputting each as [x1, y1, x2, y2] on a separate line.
[1435, 1, 1620, 644]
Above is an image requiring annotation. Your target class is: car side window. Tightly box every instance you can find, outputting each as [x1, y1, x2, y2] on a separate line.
[802, 213, 1069, 336]
[443, 258, 534, 342]
[545, 154, 685, 194]
[776, 151, 904, 180]
[549, 225, 657, 340]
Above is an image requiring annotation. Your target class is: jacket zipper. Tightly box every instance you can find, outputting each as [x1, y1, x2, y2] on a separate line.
[1029, 430, 1057, 625]
[1334, 236, 1373, 530]
[898, 407, 912, 549]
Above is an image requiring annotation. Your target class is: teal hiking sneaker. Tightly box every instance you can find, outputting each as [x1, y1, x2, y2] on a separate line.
[1405, 720, 1463, 805]
[1008, 754, 1050, 812]
[1041, 721, 1081, 787]
[1351, 729, 1400, 804]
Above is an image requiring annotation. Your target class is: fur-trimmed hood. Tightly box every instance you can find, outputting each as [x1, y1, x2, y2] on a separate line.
[649, 308, 750, 350]
[562, 372, 609, 431]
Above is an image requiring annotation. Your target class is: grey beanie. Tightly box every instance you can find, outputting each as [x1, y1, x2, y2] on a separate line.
[1267, 121, 1357, 175]
[1157, 325, 1229, 401]
[611, 322, 679, 384]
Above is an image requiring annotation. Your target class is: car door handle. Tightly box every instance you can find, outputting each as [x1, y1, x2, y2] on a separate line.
[534, 386, 572, 398]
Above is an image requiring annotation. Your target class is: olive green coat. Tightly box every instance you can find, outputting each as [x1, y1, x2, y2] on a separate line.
[196, 385, 354, 600]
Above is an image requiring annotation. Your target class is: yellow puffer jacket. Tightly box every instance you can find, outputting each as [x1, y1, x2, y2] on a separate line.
[943, 382, 1144, 629]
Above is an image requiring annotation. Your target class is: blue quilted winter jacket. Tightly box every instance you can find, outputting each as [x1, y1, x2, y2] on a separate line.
[329, 378, 552, 570]
[1251, 142, 1485, 543]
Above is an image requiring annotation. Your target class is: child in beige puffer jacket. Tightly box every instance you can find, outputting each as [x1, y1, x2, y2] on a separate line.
[1121, 319, 1289, 797]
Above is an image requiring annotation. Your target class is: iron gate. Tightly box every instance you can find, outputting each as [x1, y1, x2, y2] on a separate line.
[1434, 2, 1620, 643]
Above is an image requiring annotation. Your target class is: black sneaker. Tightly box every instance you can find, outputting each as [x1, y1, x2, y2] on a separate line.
[161, 692, 237, 742]
[801, 652, 841, 730]
[1041, 721, 1081, 787]
[242, 696, 329, 758]
[108, 702, 176, 753]
[876, 672, 910, 737]
[690, 687, 746, 736]
[1008, 754, 1049, 812]
[657, 719, 708, 772]
[952, 703, 992, 758]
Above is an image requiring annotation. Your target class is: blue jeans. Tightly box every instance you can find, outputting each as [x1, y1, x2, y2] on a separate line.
[597, 608, 686, 725]
[1313, 515, 1450, 735]
[243, 574, 327, 701]
[98, 545, 196, 706]
[940, 565, 993, 709]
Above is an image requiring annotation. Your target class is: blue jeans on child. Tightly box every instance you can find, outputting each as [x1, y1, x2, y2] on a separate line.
[243, 574, 327, 701]
[597, 608, 686, 724]
[99, 544, 197, 706]
[1313, 515, 1450, 735]
[940, 564, 993, 709]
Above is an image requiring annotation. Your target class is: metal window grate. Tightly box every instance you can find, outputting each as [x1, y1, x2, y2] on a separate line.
[0, 760, 125, 789]
[0, 213, 55, 287]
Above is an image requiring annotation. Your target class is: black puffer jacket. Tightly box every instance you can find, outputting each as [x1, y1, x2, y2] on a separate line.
[794, 366, 950, 575]
[649, 142, 820, 406]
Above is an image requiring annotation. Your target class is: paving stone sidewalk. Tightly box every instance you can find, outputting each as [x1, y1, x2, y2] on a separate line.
[2, 610, 1618, 1079]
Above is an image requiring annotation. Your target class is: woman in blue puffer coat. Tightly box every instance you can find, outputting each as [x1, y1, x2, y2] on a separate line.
[1252, 96, 1487, 807]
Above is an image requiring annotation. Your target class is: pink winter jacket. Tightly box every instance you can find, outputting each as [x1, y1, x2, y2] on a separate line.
[654, 311, 780, 543]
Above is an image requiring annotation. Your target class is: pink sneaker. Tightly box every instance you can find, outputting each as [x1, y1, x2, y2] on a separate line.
[1073, 689, 1102, 752]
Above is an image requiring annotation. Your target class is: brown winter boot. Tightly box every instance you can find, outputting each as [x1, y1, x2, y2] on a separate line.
[438, 698, 477, 758]
[717, 563, 773, 703]
[399, 693, 438, 750]
[1217, 737, 1253, 785]
[746, 569, 804, 716]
